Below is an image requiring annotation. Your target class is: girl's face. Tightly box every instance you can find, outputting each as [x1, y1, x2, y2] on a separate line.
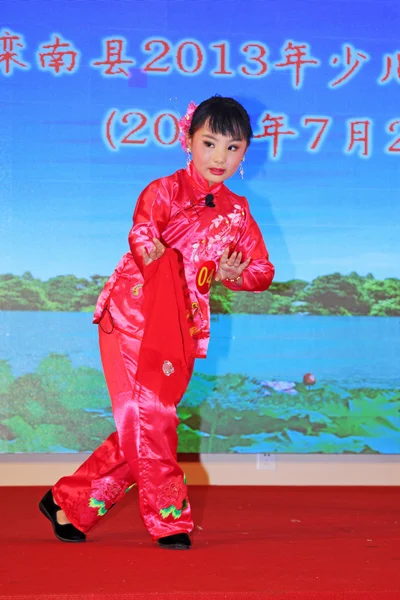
[187, 121, 247, 186]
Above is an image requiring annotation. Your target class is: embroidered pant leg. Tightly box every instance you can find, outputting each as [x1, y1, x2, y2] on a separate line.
[54, 312, 193, 540]
[52, 431, 135, 533]
[52, 310, 139, 533]
[98, 320, 194, 540]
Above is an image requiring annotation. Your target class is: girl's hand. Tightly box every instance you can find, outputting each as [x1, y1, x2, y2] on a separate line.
[141, 238, 166, 266]
[215, 247, 251, 283]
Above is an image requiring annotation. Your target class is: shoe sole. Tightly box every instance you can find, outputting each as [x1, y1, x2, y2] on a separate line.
[39, 501, 86, 543]
[157, 542, 191, 550]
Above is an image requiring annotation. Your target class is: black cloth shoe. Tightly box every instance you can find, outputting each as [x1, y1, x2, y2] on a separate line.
[39, 490, 86, 543]
[157, 533, 191, 550]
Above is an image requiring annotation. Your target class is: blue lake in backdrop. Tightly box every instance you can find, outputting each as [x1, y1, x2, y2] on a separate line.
[1, 312, 399, 389]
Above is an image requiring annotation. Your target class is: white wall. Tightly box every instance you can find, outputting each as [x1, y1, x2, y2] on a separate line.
[1, 454, 399, 486]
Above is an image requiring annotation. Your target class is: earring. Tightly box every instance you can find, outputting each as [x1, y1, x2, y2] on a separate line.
[239, 157, 245, 179]
[186, 149, 192, 166]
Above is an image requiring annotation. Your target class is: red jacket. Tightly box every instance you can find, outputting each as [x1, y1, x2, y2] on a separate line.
[94, 163, 274, 358]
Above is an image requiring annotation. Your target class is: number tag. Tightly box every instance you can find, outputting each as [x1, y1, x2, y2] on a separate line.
[196, 261, 216, 295]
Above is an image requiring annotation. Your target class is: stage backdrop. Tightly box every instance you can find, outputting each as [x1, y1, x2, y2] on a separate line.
[1, 0, 399, 454]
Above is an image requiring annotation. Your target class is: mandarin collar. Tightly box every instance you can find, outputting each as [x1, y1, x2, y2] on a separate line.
[185, 162, 224, 196]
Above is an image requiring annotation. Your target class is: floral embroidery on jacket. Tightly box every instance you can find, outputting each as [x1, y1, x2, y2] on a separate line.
[157, 475, 188, 520]
[191, 204, 245, 263]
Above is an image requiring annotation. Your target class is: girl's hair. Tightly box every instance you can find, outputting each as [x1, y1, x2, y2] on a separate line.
[189, 96, 253, 145]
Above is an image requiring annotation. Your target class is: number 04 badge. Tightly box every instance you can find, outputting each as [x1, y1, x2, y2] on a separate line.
[196, 261, 216, 295]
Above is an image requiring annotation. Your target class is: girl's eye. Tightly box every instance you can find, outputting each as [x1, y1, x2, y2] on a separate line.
[204, 141, 214, 148]
[229, 145, 239, 151]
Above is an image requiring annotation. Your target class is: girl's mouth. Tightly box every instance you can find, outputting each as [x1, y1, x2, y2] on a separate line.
[210, 168, 225, 175]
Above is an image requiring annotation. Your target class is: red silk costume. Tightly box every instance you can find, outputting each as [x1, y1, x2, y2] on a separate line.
[52, 162, 274, 540]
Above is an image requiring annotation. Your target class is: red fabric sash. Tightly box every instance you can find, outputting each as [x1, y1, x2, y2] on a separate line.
[136, 249, 195, 406]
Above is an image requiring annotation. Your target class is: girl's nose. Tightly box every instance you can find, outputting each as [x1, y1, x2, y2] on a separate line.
[213, 148, 226, 164]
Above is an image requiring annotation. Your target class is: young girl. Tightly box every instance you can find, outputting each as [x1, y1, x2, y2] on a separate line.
[39, 96, 275, 550]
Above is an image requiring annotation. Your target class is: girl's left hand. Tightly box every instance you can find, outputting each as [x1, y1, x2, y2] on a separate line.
[215, 247, 251, 283]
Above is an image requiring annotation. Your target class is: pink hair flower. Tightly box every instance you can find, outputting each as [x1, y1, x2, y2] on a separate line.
[178, 100, 197, 152]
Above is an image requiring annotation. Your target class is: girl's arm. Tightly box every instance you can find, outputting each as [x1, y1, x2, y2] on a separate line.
[223, 199, 274, 293]
[128, 178, 172, 273]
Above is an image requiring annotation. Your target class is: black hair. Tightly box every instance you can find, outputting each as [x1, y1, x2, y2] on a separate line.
[188, 96, 253, 145]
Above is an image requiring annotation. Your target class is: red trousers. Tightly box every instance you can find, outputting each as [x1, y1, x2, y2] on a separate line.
[52, 311, 194, 540]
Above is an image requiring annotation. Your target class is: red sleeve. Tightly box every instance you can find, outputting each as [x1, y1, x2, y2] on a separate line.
[128, 178, 172, 274]
[223, 198, 274, 293]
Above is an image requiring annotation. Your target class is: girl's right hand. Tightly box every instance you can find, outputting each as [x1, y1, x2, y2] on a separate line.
[141, 238, 166, 266]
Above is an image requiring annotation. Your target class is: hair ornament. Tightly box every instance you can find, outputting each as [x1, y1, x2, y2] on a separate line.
[178, 100, 197, 152]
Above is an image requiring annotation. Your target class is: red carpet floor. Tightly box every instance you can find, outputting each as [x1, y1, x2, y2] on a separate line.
[0, 486, 399, 599]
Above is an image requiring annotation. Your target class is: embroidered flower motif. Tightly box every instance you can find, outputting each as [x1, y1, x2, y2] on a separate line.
[190, 242, 200, 262]
[191, 205, 245, 263]
[178, 101, 197, 152]
[189, 325, 201, 336]
[157, 475, 188, 520]
[162, 360, 175, 376]
[227, 210, 242, 225]
[88, 477, 129, 516]
[210, 214, 225, 230]
[88, 497, 107, 516]
[131, 284, 143, 297]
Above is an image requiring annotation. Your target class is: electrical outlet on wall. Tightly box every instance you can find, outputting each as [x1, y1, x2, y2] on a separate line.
[256, 453, 277, 470]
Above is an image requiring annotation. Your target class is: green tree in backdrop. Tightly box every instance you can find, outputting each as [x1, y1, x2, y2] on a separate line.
[0, 271, 399, 315]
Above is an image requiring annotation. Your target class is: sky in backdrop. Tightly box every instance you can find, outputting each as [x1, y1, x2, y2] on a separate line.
[1, 0, 399, 283]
